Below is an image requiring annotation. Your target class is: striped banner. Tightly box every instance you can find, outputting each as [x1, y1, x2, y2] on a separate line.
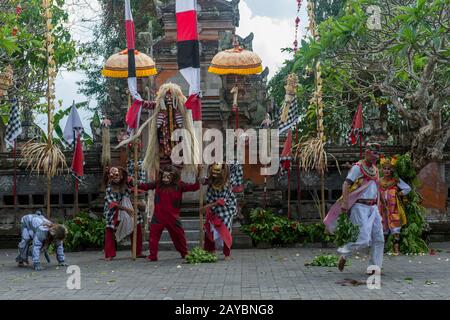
[176, 0, 201, 121]
[125, 0, 143, 134]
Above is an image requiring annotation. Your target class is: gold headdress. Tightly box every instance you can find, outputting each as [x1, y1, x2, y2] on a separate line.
[380, 155, 398, 168]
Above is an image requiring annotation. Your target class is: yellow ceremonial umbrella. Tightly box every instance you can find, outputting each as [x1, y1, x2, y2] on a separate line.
[209, 46, 262, 76]
[102, 49, 157, 78]
[209, 44, 263, 128]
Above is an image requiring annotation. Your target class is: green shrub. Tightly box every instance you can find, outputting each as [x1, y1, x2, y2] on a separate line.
[64, 211, 105, 251]
[334, 214, 359, 247]
[302, 223, 335, 243]
[241, 208, 333, 246]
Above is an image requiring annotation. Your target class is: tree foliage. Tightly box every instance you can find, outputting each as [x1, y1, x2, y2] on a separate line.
[270, 0, 449, 168]
[1, 0, 77, 109]
[0, 0, 77, 150]
[294, 0, 449, 168]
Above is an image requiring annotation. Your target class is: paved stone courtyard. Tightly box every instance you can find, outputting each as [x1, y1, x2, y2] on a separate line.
[1, 243, 450, 300]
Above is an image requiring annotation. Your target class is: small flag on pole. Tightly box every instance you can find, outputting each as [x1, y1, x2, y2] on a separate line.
[124, 0, 144, 134]
[280, 129, 293, 173]
[278, 100, 299, 136]
[348, 102, 363, 145]
[348, 102, 364, 158]
[63, 101, 84, 181]
[4, 99, 22, 148]
[63, 101, 84, 146]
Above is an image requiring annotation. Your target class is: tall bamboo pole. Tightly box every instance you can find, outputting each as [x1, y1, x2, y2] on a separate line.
[307, 0, 326, 220]
[44, 0, 55, 218]
[129, 93, 138, 260]
[198, 126, 204, 249]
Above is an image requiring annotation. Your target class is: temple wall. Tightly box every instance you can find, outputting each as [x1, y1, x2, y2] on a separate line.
[1, 146, 448, 240]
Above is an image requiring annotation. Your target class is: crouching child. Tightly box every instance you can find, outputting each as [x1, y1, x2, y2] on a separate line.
[16, 210, 68, 271]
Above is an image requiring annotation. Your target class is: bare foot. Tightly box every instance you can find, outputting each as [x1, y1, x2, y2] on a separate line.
[338, 256, 346, 272]
[224, 256, 232, 261]
[104, 257, 113, 261]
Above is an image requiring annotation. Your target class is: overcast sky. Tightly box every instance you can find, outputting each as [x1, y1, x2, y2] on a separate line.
[37, 0, 309, 136]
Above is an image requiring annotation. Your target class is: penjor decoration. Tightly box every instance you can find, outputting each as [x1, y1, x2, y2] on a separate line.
[295, 0, 337, 220]
[101, 118, 112, 167]
[21, 0, 67, 218]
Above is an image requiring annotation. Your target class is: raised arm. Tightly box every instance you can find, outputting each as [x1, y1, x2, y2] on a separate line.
[181, 182, 200, 193]
[138, 182, 157, 191]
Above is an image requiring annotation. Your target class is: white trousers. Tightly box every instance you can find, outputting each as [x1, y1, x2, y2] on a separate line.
[340, 203, 385, 268]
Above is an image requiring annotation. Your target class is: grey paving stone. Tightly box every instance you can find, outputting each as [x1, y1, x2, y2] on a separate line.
[1, 245, 450, 300]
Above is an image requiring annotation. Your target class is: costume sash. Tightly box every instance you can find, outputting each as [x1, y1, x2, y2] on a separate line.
[204, 208, 232, 249]
[323, 178, 372, 233]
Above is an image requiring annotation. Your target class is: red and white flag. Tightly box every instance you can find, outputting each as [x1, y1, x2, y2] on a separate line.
[349, 102, 363, 145]
[71, 134, 84, 182]
[176, 0, 201, 121]
[124, 0, 143, 134]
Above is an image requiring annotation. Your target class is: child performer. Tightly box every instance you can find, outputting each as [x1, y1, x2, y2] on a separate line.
[202, 163, 238, 261]
[139, 165, 199, 261]
[379, 156, 411, 255]
[16, 210, 67, 271]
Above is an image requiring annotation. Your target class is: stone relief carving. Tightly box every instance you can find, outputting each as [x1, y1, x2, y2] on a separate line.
[246, 67, 270, 125]
[231, 0, 240, 27]
[236, 33, 254, 51]
[218, 31, 233, 51]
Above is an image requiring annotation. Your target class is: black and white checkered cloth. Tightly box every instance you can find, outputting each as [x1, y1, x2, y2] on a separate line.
[4, 99, 22, 148]
[104, 186, 143, 229]
[277, 99, 299, 136]
[348, 128, 363, 146]
[228, 160, 243, 188]
[278, 156, 293, 180]
[127, 159, 146, 184]
[206, 186, 237, 231]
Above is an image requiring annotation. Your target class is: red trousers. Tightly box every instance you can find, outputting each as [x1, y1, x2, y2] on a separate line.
[148, 219, 187, 261]
[104, 225, 142, 259]
[204, 234, 231, 257]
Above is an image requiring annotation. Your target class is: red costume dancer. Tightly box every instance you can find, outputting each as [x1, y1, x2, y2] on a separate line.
[139, 165, 199, 261]
[202, 163, 237, 260]
[103, 167, 144, 260]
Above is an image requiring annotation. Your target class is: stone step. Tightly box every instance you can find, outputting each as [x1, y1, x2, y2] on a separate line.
[160, 230, 200, 241]
[158, 241, 200, 251]
[119, 239, 200, 251]
[178, 218, 202, 229]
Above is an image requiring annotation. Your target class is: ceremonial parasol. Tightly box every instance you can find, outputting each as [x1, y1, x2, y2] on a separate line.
[208, 41, 263, 129]
[101, 49, 157, 78]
